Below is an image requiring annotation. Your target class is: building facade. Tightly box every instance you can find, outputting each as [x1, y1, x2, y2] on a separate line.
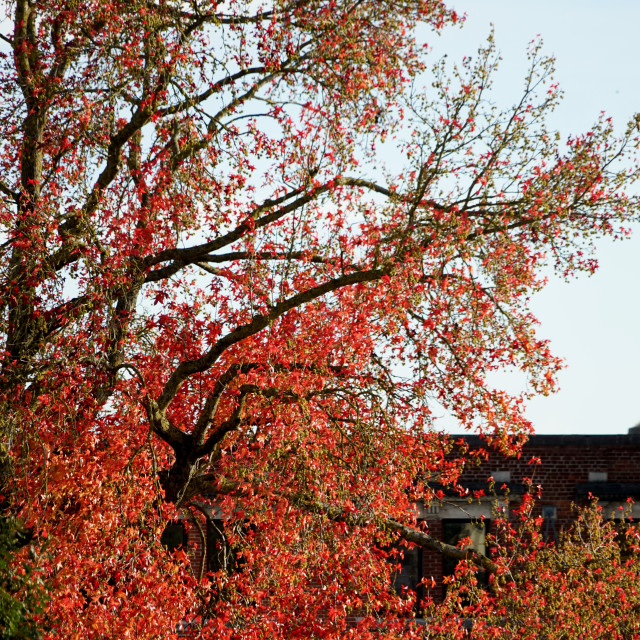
[166, 429, 640, 606]
[412, 429, 640, 602]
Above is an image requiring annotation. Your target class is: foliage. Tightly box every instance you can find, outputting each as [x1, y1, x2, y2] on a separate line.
[0, 516, 46, 640]
[426, 499, 640, 639]
[0, 1, 639, 638]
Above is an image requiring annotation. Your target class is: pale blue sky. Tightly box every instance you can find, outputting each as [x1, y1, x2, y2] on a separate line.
[433, 1, 640, 434]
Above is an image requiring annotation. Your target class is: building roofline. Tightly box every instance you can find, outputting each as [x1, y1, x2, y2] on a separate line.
[455, 434, 640, 446]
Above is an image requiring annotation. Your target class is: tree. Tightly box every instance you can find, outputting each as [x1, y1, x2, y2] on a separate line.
[0, 1, 638, 638]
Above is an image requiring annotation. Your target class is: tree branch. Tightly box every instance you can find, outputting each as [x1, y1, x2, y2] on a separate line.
[144, 175, 413, 282]
[189, 478, 499, 574]
[294, 495, 499, 573]
[156, 265, 388, 411]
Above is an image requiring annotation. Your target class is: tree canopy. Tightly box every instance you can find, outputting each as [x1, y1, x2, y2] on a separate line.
[1, 1, 639, 638]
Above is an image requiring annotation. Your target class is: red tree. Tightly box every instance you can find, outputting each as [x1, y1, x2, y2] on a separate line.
[0, 1, 639, 638]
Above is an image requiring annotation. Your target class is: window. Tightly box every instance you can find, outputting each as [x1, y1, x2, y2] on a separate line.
[385, 540, 424, 615]
[442, 519, 488, 586]
[392, 543, 423, 595]
[160, 520, 186, 553]
[542, 505, 558, 544]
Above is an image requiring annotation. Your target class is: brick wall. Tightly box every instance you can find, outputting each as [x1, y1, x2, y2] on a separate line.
[459, 433, 640, 525]
[422, 520, 444, 603]
[184, 519, 206, 580]
[419, 432, 640, 602]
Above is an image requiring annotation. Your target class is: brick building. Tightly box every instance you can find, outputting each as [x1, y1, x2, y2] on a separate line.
[163, 428, 640, 607]
[407, 428, 640, 603]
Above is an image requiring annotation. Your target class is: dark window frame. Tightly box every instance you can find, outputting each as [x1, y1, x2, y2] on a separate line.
[160, 520, 187, 553]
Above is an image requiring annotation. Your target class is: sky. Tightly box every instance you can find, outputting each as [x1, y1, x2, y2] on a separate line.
[1, 3, 636, 436]
[429, 1, 640, 435]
